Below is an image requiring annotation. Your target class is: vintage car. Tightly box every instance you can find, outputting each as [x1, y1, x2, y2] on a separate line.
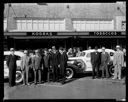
[4, 51, 79, 81]
[4, 51, 24, 83]
[66, 49, 115, 79]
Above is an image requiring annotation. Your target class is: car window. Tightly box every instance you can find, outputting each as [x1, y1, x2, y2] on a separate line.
[16, 55, 21, 60]
[86, 53, 91, 58]
[110, 52, 114, 56]
[4, 55, 8, 61]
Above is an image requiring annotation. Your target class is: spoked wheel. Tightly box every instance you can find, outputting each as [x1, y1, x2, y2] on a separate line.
[109, 65, 115, 76]
[15, 71, 23, 83]
[66, 68, 74, 79]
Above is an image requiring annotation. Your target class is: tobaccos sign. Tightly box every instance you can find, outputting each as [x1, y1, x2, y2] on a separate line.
[89, 31, 122, 36]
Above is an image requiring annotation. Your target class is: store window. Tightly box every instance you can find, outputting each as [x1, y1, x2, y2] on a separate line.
[121, 21, 126, 30]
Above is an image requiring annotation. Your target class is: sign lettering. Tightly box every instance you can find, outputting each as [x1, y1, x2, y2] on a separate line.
[27, 32, 57, 36]
[89, 31, 123, 36]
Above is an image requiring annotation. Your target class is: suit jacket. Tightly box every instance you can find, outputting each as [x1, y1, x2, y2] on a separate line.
[21, 55, 31, 71]
[43, 54, 50, 68]
[91, 51, 101, 65]
[58, 52, 68, 65]
[50, 51, 60, 66]
[101, 52, 110, 65]
[6, 54, 17, 70]
[33, 55, 43, 70]
[113, 50, 124, 66]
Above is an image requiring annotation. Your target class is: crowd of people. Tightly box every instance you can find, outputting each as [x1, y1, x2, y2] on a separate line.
[6, 45, 126, 87]
[7, 46, 68, 87]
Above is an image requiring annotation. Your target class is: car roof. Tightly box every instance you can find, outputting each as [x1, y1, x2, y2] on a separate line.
[83, 49, 115, 53]
[4, 51, 24, 57]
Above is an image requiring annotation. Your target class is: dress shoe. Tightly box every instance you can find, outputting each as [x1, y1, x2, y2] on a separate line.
[112, 77, 116, 79]
[118, 78, 121, 80]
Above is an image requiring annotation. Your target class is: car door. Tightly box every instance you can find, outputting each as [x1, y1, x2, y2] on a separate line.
[83, 52, 92, 71]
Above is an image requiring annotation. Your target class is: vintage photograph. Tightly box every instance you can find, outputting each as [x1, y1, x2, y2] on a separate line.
[3, 2, 126, 100]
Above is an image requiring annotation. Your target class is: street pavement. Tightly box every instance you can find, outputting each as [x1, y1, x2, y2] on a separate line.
[4, 75, 126, 100]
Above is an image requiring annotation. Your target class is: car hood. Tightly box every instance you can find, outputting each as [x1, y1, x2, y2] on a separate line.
[68, 56, 84, 60]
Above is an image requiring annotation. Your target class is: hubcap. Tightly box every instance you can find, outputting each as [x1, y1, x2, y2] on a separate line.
[66, 68, 73, 79]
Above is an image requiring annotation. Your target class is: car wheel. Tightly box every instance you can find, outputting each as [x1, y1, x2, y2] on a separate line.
[109, 65, 114, 76]
[66, 67, 74, 79]
[15, 71, 23, 83]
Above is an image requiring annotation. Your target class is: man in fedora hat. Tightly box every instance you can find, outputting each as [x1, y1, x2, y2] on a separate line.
[21, 50, 31, 85]
[6, 48, 17, 87]
[112, 45, 124, 80]
[100, 47, 110, 78]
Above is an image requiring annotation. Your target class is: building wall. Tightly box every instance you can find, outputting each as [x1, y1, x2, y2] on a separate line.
[4, 16, 126, 32]
[16, 19, 66, 31]
[116, 16, 126, 31]
[73, 20, 114, 31]
[4, 19, 7, 31]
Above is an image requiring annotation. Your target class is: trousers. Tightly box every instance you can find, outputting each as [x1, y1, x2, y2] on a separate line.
[101, 63, 109, 78]
[22, 67, 29, 84]
[33, 69, 42, 83]
[92, 64, 99, 78]
[113, 64, 122, 79]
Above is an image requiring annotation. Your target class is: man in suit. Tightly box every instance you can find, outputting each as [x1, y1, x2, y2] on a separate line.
[33, 49, 44, 84]
[91, 46, 101, 79]
[112, 45, 124, 80]
[43, 48, 51, 82]
[100, 47, 110, 78]
[58, 47, 68, 84]
[21, 50, 31, 85]
[50, 46, 60, 82]
[6, 48, 17, 87]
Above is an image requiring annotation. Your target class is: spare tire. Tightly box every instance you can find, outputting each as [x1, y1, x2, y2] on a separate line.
[15, 71, 23, 83]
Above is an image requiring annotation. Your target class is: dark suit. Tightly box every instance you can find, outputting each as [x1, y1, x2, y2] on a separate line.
[33, 55, 43, 84]
[58, 52, 68, 82]
[43, 54, 50, 82]
[50, 51, 60, 82]
[91, 51, 101, 78]
[6, 54, 17, 87]
[100, 52, 110, 78]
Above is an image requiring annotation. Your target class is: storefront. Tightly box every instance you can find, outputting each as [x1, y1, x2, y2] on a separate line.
[4, 31, 126, 51]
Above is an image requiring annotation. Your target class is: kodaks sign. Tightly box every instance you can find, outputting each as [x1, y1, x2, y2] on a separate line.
[27, 32, 57, 36]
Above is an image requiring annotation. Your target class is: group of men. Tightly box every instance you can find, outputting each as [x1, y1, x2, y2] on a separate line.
[91, 45, 125, 80]
[7, 46, 68, 87]
[6, 45, 125, 87]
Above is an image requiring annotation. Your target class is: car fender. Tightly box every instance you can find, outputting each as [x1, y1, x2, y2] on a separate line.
[67, 63, 78, 71]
